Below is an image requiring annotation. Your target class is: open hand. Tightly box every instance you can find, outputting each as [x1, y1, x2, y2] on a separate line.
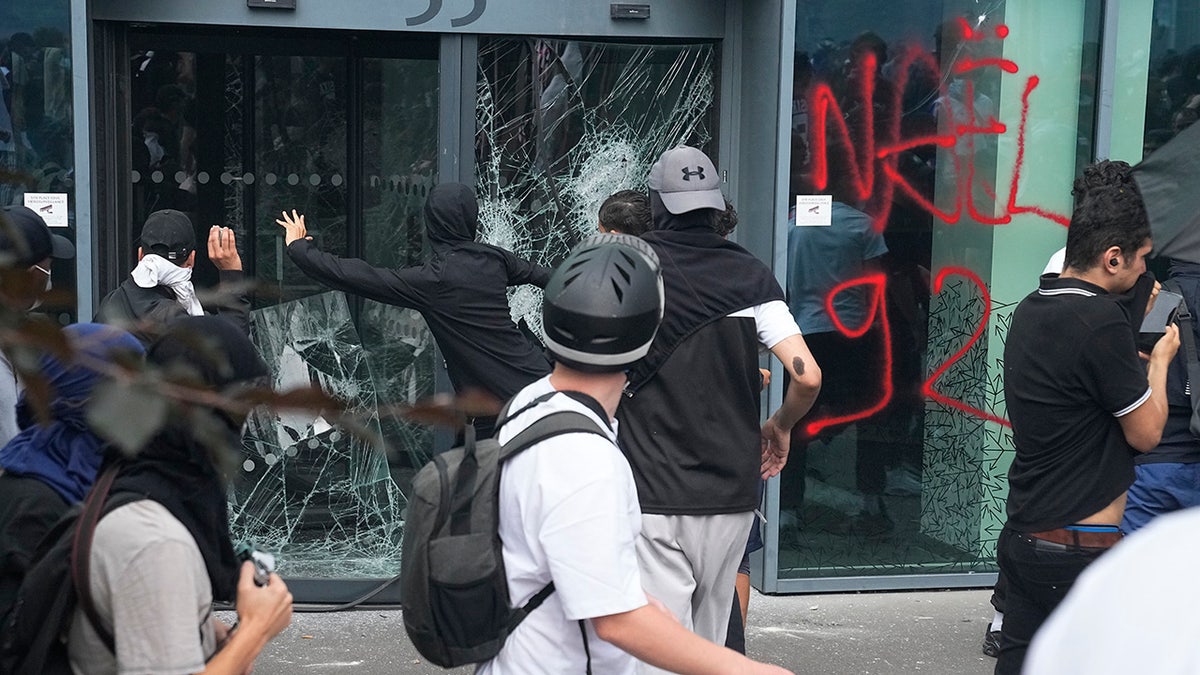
[275, 210, 311, 245]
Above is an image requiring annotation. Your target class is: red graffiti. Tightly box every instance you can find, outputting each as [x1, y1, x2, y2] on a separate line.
[800, 267, 1013, 435]
[809, 23, 1070, 232]
[920, 267, 1012, 427]
[804, 273, 894, 437]
[796, 21, 1077, 430]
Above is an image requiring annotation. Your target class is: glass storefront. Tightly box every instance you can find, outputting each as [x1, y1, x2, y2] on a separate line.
[1, 0, 76, 321]
[62, 0, 1195, 592]
[778, 0, 1103, 583]
[111, 30, 719, 581]
[121, 31, 440, 578]
[1139, 1, 1199, 160]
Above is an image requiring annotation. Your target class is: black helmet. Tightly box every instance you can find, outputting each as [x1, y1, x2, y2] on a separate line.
[543, 233, 664, 373]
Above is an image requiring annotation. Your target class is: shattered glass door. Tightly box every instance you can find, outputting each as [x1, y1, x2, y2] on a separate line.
[475, 38, 718, 335]
[125, 32, 439, 580]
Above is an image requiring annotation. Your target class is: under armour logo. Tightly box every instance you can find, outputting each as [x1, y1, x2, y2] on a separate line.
[681, 166, 706, 181]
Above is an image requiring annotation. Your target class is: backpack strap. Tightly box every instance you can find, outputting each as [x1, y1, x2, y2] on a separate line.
[505, 581, 555, 632]
[578, 620, 593, 675]
[497, 410, 609, 462]
[1162, 280, 1200, 437]
[496, 403, 607, 673]
[70, 466, 145, 654]
[448, 393, 605, 536]
[493, 391, 559, 434]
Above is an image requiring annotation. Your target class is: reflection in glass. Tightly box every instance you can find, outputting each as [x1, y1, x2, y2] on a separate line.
[1142, 4, 1200, 159]
[361, 57, 438, 271]
[783, 1, 1102, 579]
[476, 38, 717, 337]
[2, 1, 78, 316]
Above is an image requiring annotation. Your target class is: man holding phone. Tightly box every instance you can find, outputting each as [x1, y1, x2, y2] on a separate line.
[996, 162, 1179, 674]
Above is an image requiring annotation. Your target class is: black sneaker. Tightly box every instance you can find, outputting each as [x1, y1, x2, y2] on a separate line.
[982, 627, 1001, 658]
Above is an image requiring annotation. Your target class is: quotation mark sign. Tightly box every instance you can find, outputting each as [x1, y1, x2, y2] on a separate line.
[406, 0, 487, 26]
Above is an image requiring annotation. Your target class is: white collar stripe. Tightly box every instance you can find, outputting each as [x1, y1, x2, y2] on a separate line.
[1038, 287, 1097, 297]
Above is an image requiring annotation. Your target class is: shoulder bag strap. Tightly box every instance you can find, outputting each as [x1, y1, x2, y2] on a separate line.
[1162, 280, 1200, 437]
[500, 406, 609, 660]
[70, 467, 144, 653]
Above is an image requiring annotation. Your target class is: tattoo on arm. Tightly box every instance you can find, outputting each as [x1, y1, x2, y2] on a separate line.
[792, 356, 805, 376]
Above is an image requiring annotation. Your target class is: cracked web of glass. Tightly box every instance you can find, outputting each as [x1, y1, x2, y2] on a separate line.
[224, 41, 713, 579]
[475, 39, 717, 337]
[228, 292, 434, 578]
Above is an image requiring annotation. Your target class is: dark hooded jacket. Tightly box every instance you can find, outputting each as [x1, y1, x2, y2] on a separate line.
[286, 183, 552, 403]
[95, 269, 251, 346]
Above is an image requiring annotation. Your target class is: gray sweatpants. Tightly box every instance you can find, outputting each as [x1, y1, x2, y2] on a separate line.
[635, 511, 755, 673]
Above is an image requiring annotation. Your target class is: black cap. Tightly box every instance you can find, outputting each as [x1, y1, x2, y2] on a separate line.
[0, 205, 75, 267]
[140, 209, 196, 262]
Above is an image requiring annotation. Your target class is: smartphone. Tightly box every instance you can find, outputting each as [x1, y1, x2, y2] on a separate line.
[1140, 290, 1184, 334]
[1137, 289, 1184, 352]
[235, 543, 276, 586]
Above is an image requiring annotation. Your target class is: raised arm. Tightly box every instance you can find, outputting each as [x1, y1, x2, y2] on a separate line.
[500, 247, 552, 288]
[205, 226, 251, 335]
[276, 210, 427, 308]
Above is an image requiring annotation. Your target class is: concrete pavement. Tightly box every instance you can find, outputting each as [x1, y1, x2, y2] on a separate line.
[230, 588, 996, 674]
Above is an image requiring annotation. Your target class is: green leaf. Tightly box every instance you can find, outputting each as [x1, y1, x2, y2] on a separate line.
[87, 379, 170, 455]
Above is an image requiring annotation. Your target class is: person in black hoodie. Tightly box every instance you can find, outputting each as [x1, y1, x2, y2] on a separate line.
[616, 146, 822, 661]
[277, 182, 552, 438]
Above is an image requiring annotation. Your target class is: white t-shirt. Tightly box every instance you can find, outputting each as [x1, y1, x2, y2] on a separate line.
[728, 300, 804, 348]
[477, 376, 647, 675]
[1025, 508, 1200, 674]
[68, 500, 217, 675]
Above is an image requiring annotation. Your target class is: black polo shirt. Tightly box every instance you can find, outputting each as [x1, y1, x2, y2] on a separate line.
[1003, 275, 1151, 533]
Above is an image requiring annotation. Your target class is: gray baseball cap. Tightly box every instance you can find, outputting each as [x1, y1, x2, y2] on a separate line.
[647, 145, 725, 214]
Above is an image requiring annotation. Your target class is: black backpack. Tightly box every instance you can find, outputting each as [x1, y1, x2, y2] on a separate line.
[400, 392, 607, 667]
[0, 467, 142, 675]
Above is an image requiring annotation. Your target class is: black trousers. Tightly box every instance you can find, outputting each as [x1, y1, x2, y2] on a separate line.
[993, 527, 1107, 675]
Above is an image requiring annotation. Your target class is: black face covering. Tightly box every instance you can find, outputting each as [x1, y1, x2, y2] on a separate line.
[107, 316, 268, 602]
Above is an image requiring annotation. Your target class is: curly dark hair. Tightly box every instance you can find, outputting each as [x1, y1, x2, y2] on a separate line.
[598, 189, 651, 237]
[1063, 160, 1151, 272]
[1070, 159, 1136, 201]
[715, 199, 738, 237]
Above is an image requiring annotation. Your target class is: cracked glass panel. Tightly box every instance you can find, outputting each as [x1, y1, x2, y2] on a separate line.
[230, 292, 435, 578]
[476, 38, 717, 336]
[124, 36, 439, 580]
